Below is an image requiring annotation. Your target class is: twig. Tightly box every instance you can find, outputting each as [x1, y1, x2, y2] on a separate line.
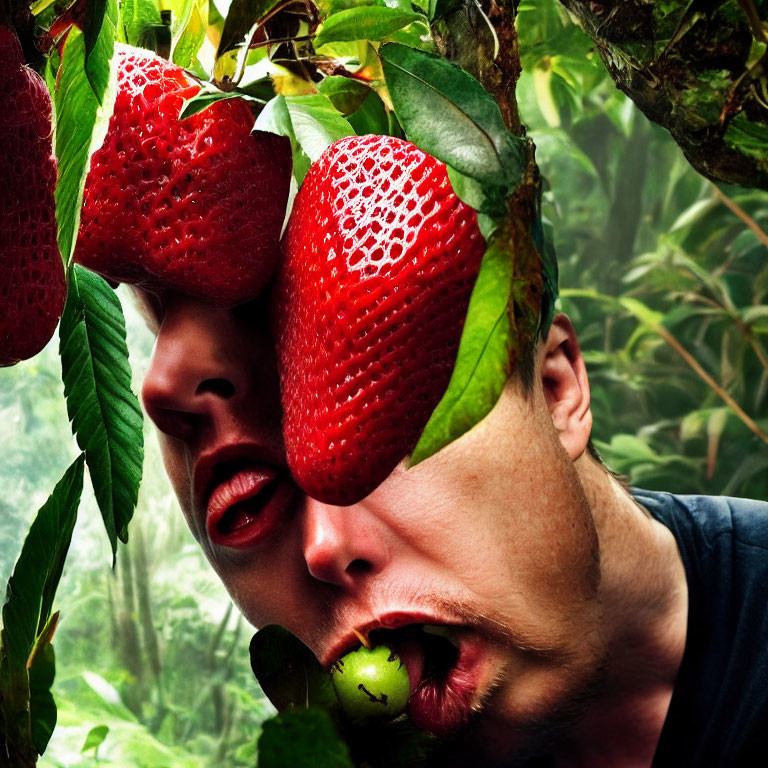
[711, 182, 768, 249]
[655, 323, 768, 444]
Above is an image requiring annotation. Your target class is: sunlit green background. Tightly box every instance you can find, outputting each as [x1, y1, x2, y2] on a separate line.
[2, 0, 767, 764]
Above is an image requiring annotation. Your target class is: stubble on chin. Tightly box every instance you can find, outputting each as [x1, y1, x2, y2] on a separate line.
[427, 654, 609, 768]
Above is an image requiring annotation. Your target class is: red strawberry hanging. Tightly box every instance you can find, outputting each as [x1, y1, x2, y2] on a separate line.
[75, 44, 291, 307]
[0, 25, 66, 367]
[273, 134, 485, 505]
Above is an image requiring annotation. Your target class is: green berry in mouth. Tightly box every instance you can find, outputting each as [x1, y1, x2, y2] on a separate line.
[330, 644, 410, 722]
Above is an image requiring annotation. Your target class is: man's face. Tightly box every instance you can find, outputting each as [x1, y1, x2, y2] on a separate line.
[140, 289, 605, 758]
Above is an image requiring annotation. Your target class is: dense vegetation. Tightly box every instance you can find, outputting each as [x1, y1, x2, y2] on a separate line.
[1, 0, 766, 764]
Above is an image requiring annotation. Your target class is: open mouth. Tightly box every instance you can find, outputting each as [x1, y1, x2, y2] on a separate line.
[367, 623, 480, 737]
[206, 461, 291, 548]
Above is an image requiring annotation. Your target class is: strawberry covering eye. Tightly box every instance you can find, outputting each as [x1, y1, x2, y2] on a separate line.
[75, 44, 292, 308]
[272, 134, 485, 505]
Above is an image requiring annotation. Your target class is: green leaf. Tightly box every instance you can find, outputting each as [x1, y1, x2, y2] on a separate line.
[120, 0, 163, 48]
[428, 0, 462, 21]
[171, 0, 208, 69]
[81, 724, 110, 753]
[257, 94, 354, 180]
[318, 75, 371, 115]
[380, 42, 525, 186]
[0, 457, 84, 755]
[258, 709, 354, 768]
[59, 267, 144, 558]
[179, 83, 269, 120]
[410, 239, 514, 465]
[29, 642, 56, 755]
[315, 6, 423, 49]
[54, 3, 118, 267]
[249, 625, 336, 712]
[347, 89, 390, 135]
[255, 95, 311, 184]
[218, 0, 281, 59]
[285, 94, 356, 161]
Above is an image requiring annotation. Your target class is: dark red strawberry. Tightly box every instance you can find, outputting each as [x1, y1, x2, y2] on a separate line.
[273, 135, 485, 505]
[75, 44, 291, 307]
[0, 25, 66, 367]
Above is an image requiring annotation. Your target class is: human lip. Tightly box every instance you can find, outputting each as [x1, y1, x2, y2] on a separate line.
[194, 444, 295, 549]
[324, 612, 485, 737]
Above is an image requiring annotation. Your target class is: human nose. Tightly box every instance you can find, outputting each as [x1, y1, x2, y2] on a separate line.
[141, 298, 249, 441]
[301, 499, 390, 590]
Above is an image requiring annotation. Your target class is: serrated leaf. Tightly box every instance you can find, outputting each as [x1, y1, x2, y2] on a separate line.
[59, 267, 143, 558]
[54, 3, 118, 267]
[380, 42, 525, 186]
[258, 709, 354, 768]
[315, 6, 423, 49]
[411, 239, 514, 465]
[1, 457, 83, 675]
[171, 0, 209, 69]
[0, 457, 84, 755]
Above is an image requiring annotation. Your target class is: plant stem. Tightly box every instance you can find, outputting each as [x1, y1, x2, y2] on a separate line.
[655, 323, 768, 443]
[711, 183, 768, 248]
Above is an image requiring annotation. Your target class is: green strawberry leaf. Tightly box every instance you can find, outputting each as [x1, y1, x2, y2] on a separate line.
[59, 267, 144, 559]
[255, 94, 311, 183]
[54, 0, 118, 267]
[179, 80, 270, 119]
[258, 709, 354, 768]
[120, 0, 164, 48]
[0, 456, 84, 757]
[257, 94, 354, 182]
[314, 6, 424, 49]
[285, 94, 356, 162]
[170, 0, 208, 69]
[410, 238, 514, 466]
[347, 88, 390, 135]
[318, 75, 371, 116]
[380, 42, 525, 187]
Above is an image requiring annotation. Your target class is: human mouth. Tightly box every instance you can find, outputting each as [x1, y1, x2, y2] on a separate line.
[329, 618, 485, 737]
[197, 449, 296, 549]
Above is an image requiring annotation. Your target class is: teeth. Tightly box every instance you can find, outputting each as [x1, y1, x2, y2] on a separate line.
[422, 624, 459, 649]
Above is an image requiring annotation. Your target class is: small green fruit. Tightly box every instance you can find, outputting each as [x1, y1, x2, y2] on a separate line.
[330, 644, 410, 722]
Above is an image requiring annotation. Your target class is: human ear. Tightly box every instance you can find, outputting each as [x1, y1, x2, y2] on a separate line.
[539, 313, 593, 460]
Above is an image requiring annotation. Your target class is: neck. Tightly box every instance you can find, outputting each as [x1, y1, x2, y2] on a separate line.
[554, 457, 688, 767]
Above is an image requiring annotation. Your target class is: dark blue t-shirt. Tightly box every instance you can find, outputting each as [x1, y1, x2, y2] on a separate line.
[633, 489, 768, 767]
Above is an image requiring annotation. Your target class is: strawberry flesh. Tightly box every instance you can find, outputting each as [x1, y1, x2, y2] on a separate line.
[75, 44, 291, 307]
[0, 25, 65, 367]
[273, 135, 485, 505]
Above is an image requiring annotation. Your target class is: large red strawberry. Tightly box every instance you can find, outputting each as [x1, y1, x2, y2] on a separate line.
[0, 25, 65, 367]
[273, 135, 485, 505]
[75, 44, 291, 307]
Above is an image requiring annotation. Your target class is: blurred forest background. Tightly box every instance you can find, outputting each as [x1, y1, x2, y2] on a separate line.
[1, 0, 767, 764]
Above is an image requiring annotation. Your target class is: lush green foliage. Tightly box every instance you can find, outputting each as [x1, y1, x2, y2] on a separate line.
[1, 0, 766, 765]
